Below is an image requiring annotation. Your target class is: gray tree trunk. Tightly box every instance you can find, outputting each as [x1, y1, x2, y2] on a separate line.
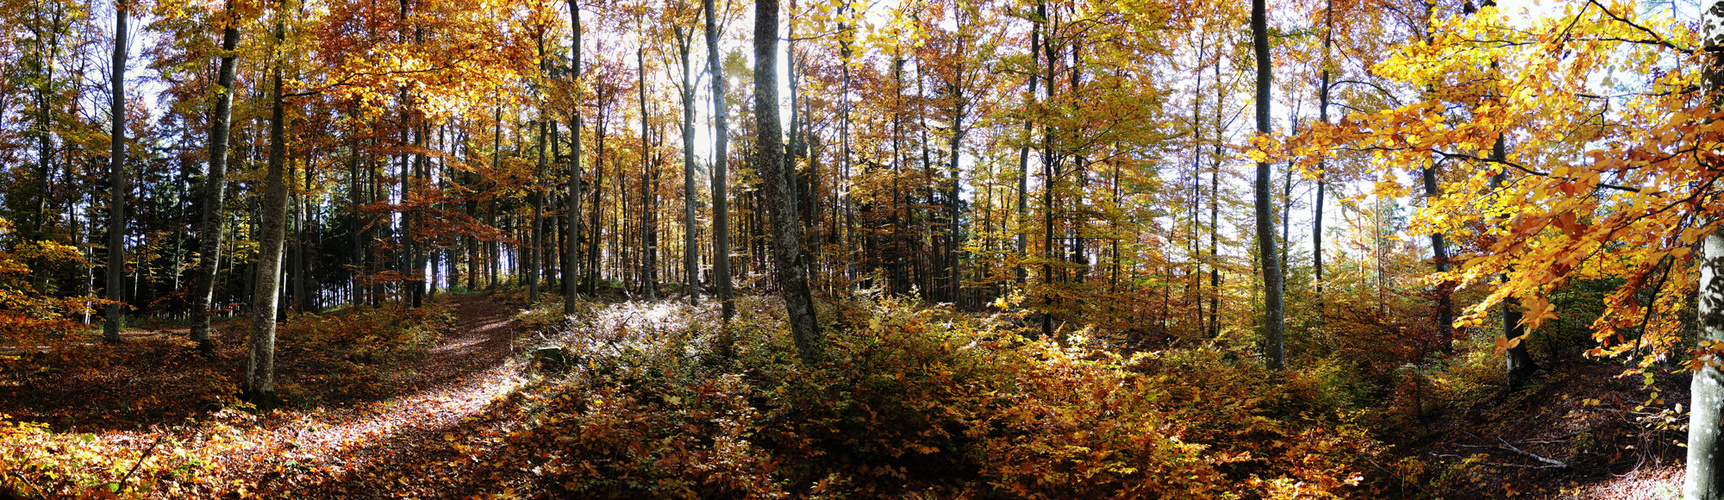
[1683, 3, 1724, 498]
[565, 0, 583, 314]
[676, 21, 699, 305]
[1251, 0, 1284, 371]
[637, 40, 658, 301]
[105, 0, 129, 343]
[704, 0, 733, 322]
[1314, 0, 1331, 310]
[1689, 231, 1724, 500]
[246, 13, 290, 400]
[756, 0, 821, 362]
[1012, 7, 1039, 287]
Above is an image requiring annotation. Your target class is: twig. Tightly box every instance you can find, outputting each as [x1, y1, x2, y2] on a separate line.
[117, 433, 167, 492]
[1496, 435, 1569, 469]
[7, 469, 40, 494]
[1448, 433, 1570, 469]
[1429, 452, 1568, 470]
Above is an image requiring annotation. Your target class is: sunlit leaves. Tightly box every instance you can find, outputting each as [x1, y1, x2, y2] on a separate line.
[1311, 0, 1718, 370]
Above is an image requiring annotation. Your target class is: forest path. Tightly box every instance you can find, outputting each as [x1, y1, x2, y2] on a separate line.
[212, 293, 542, 499]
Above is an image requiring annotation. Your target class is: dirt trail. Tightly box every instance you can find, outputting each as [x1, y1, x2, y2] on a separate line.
[209, 294, 537, 499]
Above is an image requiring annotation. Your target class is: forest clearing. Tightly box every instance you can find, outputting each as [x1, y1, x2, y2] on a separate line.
[2, 0, 1723, 497]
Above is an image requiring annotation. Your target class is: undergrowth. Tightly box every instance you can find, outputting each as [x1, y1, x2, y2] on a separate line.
[510, 294, 1381, 498]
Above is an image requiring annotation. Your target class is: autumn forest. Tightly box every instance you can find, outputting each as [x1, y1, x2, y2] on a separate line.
[2, 0, 1723, 497]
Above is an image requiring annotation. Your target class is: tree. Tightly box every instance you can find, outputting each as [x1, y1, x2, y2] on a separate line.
[1684, 3, 1723, 497]
[755, 0, 819, 363]
[566, 0, 584, 314]
[104, 0, 128, 344]
[189, 0, 243, 352]
[704, 0, 733, 322]
[245, 0, 291, 402]
[674, 4, 699, 305]
[1250, 0, 1283, 371]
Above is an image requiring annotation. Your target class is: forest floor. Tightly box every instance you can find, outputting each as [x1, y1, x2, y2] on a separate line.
[0, 293, 547, 499]
[1396, 360, 1690, 500]
[0, 293, 1703, 499]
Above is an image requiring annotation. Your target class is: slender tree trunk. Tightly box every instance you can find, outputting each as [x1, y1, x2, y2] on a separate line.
[1492, 140, 1538, 384]
[705, 0, 734, 321]
[1313, 0, 1332, 309]
[190, 3, 241, 350]
[637, 39, 658, 301]
[1015, 8, 1040, 286]
[529, 37, 548, 304]
[246, 7, 290, 401]
[294, 161, 308, 311]
[588, 92, 608, 294]
[1251, 0, 1284, 371]
[677, 22, 699, 304]
[756, 0, 820, 362]
[566, 0, 583, 313]
[104, 0, 129, 343]
[1683, 4, 1724, 497]
[1209, 57, 1223, 338]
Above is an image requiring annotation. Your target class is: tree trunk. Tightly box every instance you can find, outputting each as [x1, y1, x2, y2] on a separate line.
[705, 0, 734, 322]
[529, 36, 548, 305]
[756, 0, 821, 363]
[676, 21, 699, 304]
[246, 11, 290, 400]
[1251, 0, 1284, 371]
[190, 2, 241, 350]
[105, 0, 129, 343]
[1015, 7, 1040, 286]
[1682, 5, 1723, 497]
[1492, 134, 1538, 385]
[637, 39, 658, 301]
[1690, 230, 1724, 499]
[565, 0, 583, 313]
[1313, 0, 1332, 311]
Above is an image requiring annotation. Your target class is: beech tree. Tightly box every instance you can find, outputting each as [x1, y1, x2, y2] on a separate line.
[189, 0, 243, 352]
[1684, 2, 1723, 497]
[1250, 0, 1283, 370]
[755, 0, 819, 362]
[704, 0, 733, 322]
[103, 0, 127, 343]
[245, 0, 291, 401]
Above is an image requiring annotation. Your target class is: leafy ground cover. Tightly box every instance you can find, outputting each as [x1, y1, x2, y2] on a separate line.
[0, 291, 1693, 499]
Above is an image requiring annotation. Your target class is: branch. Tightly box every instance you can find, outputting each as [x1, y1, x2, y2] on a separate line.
[1430, 452, 1569, 469]
[117, 433, 167, 492]
[7, 469, 40, 494]
[1583, 0, 1691, 54]
[1429, 150, 1644, 193]
[1496, 435, 1568, 469]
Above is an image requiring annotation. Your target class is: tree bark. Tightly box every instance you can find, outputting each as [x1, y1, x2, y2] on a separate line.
[1314, 0, 1330, 309]
[1251, 0, 1284, 371]
[190, 1, 241, 350]
[1689, 230, 1724, 500]
[1683, 3, 1723, 498]
[1015, 7, 1040, 287]
[565, 0, 583, 313]
[105, 0, 129, 343]
[704, 0, 734, 322]
[756, 0, 821, 362]
[246, 8, 290, 400]
[676, 20, 699, 305]
[637, 38, 658, 301]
